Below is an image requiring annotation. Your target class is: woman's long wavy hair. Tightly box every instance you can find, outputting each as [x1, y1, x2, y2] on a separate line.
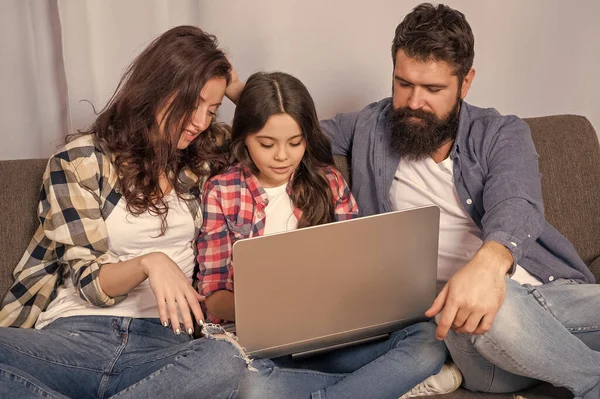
[74, 26, 231, 233]
[231, 72, 335, 228]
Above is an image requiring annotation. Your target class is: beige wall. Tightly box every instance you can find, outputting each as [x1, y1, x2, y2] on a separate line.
[199, 0, 600, 135]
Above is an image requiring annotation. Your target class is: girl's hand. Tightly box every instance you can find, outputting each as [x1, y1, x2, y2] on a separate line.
[142, 252, 205, 335]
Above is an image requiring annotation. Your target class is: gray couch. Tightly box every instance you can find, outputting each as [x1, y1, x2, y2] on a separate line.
[1, 115, 599, 398]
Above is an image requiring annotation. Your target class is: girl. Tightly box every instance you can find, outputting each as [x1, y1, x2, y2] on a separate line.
[196, 72, 455, 399]
[0, 26, 248, 398]
[197, 71, 357, 323]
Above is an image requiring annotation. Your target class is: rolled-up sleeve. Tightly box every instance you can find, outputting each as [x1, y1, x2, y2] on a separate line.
[196, 180, 234, 298]
[481, 117, 545, 265]
[42, 156, 124, 307]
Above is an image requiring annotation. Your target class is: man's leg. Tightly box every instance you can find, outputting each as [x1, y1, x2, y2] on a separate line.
[242, 322, 448, 399]
[445, 278, 600, 398]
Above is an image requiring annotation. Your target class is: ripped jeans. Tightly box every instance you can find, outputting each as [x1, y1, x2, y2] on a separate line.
[444, 278, 600, 399]
[239, 321, 448, 399]
[0, 316, 248, 398]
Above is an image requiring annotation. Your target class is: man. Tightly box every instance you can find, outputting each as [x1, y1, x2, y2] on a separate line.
[321, 3, 600, 398]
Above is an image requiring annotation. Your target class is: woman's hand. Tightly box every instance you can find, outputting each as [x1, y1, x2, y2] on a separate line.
[142, 252, 205, 335]
[225, 56, 244, 105]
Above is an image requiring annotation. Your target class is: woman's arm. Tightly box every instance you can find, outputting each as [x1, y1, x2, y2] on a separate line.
[43, 154, 203, 335]
[225, 59, 244, 105]
[99, 252, 205, 335]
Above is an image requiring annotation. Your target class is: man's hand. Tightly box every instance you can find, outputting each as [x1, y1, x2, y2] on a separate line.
[425, 241, 513, 340]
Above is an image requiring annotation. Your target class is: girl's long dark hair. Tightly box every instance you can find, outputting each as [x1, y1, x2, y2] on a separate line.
[231, 72, 335, 228]
[73, 26, 231, 233]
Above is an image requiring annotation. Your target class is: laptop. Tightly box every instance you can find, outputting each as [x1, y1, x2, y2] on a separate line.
[232, 205, 439, 359]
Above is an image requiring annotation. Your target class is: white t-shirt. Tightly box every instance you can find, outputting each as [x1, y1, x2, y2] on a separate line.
[263, 183, 298, 235]
[36, 191, 196, 329]
[389, 156, 542, 288]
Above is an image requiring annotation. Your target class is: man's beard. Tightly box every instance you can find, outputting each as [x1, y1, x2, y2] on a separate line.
[388, 100, 460, 160]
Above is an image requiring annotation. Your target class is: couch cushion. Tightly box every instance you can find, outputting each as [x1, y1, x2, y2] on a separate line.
[0, 159, 48, 301]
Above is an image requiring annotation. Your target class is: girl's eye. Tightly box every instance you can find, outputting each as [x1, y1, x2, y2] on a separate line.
[289, 141, 303, 147]
[259, 143, 273, 149]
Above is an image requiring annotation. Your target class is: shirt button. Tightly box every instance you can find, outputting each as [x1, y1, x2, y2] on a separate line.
[466, 199, 472, 205]
[549, 276, 555, 282]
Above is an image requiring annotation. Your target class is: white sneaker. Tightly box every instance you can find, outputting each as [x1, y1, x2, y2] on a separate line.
[399, 362, 463, 398]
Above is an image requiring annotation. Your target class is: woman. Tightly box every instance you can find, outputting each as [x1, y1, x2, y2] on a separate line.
[0, 26, 248, 399]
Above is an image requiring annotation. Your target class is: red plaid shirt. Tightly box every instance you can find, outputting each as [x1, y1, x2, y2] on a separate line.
[196, 163, 359, 323]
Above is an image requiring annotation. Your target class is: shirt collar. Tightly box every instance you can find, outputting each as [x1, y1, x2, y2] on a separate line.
[240, 163, 295, 208]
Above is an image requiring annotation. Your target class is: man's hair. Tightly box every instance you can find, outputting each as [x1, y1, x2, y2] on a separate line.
[392, 3, 474, 80]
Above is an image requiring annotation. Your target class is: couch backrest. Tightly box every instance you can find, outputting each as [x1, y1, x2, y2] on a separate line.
[1, 115, 599, 301]
[525, 115, 600, 270]
[0, 159, 48, 301]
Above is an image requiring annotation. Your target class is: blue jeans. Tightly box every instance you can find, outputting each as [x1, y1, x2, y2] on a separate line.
[0, 316, 248, 398]
[445, 278, 600, 399]
[239, 321, 448, 399]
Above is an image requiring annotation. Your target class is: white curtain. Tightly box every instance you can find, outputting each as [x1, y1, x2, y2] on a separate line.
[0, 0, 67, 159]
[1, 0, 599, 160]
[57, 0, 203, 133]
[0, 0, 202, 160]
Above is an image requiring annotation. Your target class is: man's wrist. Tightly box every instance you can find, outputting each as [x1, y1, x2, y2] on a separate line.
[477, 241, 514, 275]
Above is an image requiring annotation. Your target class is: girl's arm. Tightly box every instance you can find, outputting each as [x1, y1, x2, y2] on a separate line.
[204, 290, 235, 321]
[327, 167, 359, 220]
[196, 180, 236, 322]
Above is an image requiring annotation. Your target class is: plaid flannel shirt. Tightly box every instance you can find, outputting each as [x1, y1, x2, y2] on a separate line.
[0, 135, 203, 328]
[196, 163, 359, 323]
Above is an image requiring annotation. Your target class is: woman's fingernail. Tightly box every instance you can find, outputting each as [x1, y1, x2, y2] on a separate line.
[175, 328, 181, 335]
[198, 319, 204, 326]
[187, 328, 193, 335]
[162, 321, 168, 327]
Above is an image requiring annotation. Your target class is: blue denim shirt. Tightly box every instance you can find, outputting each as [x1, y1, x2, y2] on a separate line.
[321, 97, 595, 284]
